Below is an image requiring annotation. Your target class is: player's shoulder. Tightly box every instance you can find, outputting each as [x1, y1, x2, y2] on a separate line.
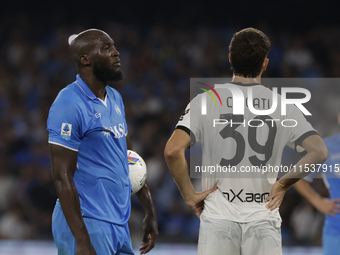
[54, 82, 81, 103]
[252, 83, 279, 95]
[188, 93, 203, 111]
[106, 86, 123, 101]
[216, 82, 272, 94]
[50, 82, 84, 112]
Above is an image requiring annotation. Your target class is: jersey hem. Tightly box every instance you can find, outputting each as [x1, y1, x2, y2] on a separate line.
[230, 82, 260, 86]
[294, 130, 318, 149]
[48, 141, 79, 152]
[201, 211, 282, 223]
[176, 125, 196, 145]
[82, 215, 129, 227]
[55, 200, 129, 226]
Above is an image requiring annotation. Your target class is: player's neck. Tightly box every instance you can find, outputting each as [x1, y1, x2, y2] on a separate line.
[79, 73, 107, 100]
[231, 75, 261, 85]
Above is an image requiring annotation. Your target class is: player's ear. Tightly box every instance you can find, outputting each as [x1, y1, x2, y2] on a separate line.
[79, 55, 90, 66]
[262, 58, 269, 71]
[228, 53, 232, 63]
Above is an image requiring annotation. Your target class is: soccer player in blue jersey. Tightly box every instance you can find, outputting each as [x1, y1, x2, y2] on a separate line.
[47, 29, 158, 255]
[294, 110, 340, 255]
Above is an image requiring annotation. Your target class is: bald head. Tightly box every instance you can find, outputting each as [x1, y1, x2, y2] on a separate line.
[69, 29, 123, 83]
[69, 29, 111, 68]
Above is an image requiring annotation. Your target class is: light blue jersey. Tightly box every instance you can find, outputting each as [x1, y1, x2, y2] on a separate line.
[47, 75, 131, 225]
[321, 134, 340, 235]
[306, 133, 340, 254]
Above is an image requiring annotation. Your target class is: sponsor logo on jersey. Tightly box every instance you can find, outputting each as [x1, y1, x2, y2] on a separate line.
[61, 123, 72, 140]
[101, 123, 127, 139]
[223, 189, 269, 203]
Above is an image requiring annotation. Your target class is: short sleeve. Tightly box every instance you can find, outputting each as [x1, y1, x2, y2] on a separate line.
[286, 105, 318, 154]
[175, 95, 202, 146]
[47, 99, 82, 151]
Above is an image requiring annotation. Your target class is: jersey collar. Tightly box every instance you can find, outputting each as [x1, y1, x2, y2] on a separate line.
[230, 82, 260, 86]
[75, 75, 97, 100]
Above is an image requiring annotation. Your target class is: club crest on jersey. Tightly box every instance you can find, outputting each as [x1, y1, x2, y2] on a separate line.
[115, 104, 121, 116]
[61, 123, 72, 140]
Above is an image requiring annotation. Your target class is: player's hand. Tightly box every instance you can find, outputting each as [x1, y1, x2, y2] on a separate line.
[315, 198, 340, 216]
[265, 181, 288, 211]
[185, 186, 218, 218]
[76, 241, 97, 255]
[139, 213, 158, 254]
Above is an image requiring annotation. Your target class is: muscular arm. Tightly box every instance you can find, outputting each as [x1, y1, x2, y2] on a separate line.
[164, 129, 217, 218]
[294, 179, 340, 216]
[49, 144, 95, 254]
[164, 129, 196, 202]
[135, 183, 158, 254]
[265, 134, 329, 210]
[293, 179, 324, 206]
[126, 136, 158, 254]
[278, 135, 329, 187]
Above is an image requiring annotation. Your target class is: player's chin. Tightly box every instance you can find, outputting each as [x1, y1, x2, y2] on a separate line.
[110, 70, 124, 82]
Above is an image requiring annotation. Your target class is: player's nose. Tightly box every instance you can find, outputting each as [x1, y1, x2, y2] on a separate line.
[112, 48, 119, 56]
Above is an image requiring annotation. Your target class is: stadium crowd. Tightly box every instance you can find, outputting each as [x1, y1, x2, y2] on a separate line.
[1, 12, 340, 247]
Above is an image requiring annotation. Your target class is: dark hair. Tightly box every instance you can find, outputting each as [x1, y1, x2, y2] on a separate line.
[229, 28, 271, 78]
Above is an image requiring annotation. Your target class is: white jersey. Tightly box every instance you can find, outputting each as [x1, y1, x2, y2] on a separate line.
[176, 82, 317, 222]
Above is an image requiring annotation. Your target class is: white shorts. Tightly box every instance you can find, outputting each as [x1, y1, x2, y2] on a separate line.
[198, 215, 282, 255]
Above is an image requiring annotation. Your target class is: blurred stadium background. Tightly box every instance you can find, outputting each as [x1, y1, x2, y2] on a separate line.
[1, 0, 340, 254]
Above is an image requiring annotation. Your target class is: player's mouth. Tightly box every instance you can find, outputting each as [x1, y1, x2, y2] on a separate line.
[113, 60, 121, 66]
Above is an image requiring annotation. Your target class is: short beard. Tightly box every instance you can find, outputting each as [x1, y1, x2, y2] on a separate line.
[93, 61, 124, 82]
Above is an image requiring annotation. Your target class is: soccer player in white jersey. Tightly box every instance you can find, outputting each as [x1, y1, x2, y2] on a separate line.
[164, 28, 329, 255]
